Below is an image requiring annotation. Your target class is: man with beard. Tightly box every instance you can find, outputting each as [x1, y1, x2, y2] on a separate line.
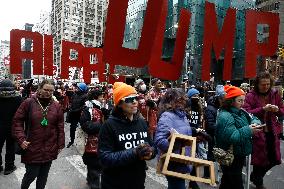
[243, 72, 284, 189]
[13, 79, 65, 189]
[0, 79, 22, 175]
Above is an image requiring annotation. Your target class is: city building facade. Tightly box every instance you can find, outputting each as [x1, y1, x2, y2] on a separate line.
[178, 0, 255, 83]
[123, 0, 256, 83]
[22, 23, 34, 79]
[34, 11, 51, 35]
[0, 40, 10, 79]
[50, 0, 109, 80]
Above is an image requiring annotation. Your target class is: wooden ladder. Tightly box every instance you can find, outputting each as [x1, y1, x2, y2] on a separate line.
[157, 133, 216, 186]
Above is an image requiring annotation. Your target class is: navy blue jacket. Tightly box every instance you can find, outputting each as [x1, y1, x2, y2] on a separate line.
[204, 96, 219, 135]
[98, 109, 156, 189]
[68, 92, 87, 121]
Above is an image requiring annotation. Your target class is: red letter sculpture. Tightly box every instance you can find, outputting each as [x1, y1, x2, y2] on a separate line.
[103, 0, 167, 68]
[82, 48, 104, 84]
[148, 0, 191, 80]
[61, 41, 84, 79]
[245, 11, 279, 78]
[10, 29, 43, 75]
[43, 34, 54, 76]
[201, 2, 236, 81]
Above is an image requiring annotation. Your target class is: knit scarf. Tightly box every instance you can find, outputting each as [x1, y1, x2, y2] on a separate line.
[0, 90, 20, 98]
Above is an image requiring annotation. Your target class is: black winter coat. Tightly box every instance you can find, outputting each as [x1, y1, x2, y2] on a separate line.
[80, 103, 104, 168]
[98, 109, 156, 189]
[0, 94, 22, 133]
[204, 96, 219, 135]
[69, 92, 87, 121]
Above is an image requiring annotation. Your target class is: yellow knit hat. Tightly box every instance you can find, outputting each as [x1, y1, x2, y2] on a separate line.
[113, 82, 137, 106]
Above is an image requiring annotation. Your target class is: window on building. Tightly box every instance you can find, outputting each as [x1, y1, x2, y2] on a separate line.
[275, 2, 280, 10]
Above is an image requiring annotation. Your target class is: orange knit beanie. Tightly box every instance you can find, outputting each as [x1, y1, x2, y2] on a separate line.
[113, 82, 137, 106]
[224, 85, 245, 99]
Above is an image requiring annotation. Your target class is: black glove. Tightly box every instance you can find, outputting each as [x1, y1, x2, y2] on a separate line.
[135, 143, 153, 159]
[197, 131, 212, 142]
[146, 100, 156, 108]
[101, 108, 110, 118]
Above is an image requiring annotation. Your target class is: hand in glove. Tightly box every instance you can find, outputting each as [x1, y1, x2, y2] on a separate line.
[146, 100, 156, 109]
[135, 143, 154, 160]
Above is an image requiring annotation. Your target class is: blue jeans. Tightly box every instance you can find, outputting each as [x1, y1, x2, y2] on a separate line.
[196, 142, 207, 159]
[166, 176, 185, 189]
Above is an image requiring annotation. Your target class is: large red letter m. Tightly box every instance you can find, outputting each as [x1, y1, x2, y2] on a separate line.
[201, 2, 236, 81]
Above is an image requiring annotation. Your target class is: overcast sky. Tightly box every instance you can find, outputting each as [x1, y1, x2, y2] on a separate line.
[0, 0, 51, 41]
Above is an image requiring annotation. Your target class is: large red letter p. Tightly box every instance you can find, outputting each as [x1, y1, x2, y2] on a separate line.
[245, 11, 279, 78]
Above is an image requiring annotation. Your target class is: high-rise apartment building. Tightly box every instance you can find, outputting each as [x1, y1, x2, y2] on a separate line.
[0, 40, 10, 78]
[50, 0, 109, 78]
[34, 11, 51, 35]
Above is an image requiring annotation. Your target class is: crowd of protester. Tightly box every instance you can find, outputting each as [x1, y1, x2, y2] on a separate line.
[0, 71, 283, 189]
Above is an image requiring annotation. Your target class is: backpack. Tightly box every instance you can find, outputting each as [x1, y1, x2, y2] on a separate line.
[79, 103, 103, 154]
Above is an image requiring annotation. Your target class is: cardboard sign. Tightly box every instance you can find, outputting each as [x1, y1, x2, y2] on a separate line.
[9, 1, 280, 82]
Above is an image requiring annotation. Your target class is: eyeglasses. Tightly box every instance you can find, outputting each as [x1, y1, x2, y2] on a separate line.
[236, 99, 244, 103]
[43, 88, 54, 93]
[123, 96, 138, 104]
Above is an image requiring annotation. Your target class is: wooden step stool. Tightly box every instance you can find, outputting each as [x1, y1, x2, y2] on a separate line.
[157, 133, 216, 186]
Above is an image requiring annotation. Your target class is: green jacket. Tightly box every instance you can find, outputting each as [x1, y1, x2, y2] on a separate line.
[215, 107, 261, 157]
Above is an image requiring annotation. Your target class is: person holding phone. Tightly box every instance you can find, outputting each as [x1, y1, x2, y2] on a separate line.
[215, 85, 261, 189]
[243, 72, 284, 189]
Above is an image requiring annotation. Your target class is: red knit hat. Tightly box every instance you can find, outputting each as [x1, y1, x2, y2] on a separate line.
[224, 85, 245, 99]
[113, 82, 137, 106]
